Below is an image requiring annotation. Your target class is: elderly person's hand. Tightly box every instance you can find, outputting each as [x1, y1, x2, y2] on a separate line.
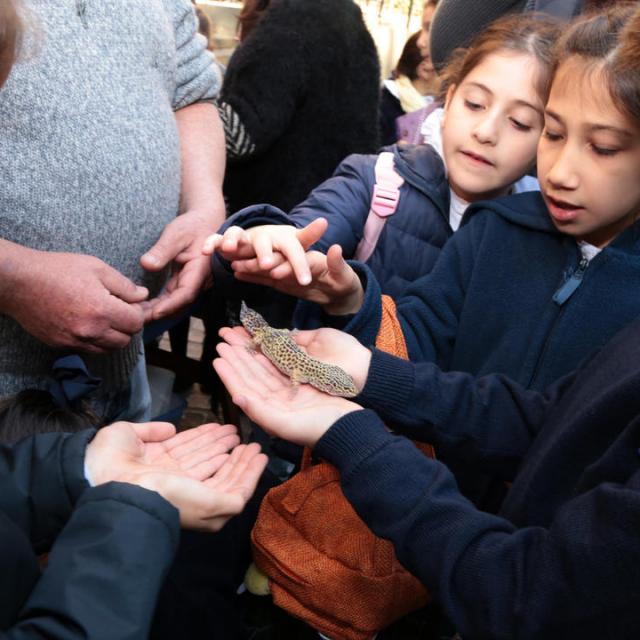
[0, 244, 148, 353]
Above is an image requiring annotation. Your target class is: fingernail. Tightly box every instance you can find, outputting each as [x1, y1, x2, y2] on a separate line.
[301, 274, 311, 285]
[144, 253, 159, 266]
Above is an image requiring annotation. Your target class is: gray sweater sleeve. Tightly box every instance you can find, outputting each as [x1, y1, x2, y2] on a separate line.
[166, 0, 222, 110]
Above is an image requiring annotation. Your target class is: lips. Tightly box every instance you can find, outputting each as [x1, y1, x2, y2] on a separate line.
[460, 150, 494, 167]
[545, 194, 584, 222]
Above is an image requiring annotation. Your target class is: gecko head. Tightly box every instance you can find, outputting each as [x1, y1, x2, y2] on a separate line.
[327, 366, 359, 398]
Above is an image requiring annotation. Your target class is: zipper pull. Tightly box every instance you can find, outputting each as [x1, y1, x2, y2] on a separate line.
[553, 257, 589, 306]
[76, 0, 88, 28]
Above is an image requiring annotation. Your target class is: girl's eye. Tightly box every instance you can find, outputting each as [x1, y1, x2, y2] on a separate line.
[510, 118, 532, 132]
[464, 100, 483, 111]
[542, 128, 562, 142]
[591, 144, 619, 157]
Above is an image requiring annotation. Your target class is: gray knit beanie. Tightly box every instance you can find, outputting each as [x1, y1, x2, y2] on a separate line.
[430, 0, 584, 71]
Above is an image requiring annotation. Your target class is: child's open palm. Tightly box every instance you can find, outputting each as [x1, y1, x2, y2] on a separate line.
[214, 330, 361, 447]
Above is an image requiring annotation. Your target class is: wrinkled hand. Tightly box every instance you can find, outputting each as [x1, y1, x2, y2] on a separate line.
[203, 218, 328, 286]
[86, 421, 267, 531]
[141, 210, 220, 321]
[214, 329, 361, 447]
[4, 250, 148, 353]
[231, 244, 364, 315]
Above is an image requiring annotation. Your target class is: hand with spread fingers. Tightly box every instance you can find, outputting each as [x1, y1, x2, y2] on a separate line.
[203, 218, 328, 285]
[214, 329, 362, 448]
[85, 420, 267, 532]
[230, 244, 365, 316]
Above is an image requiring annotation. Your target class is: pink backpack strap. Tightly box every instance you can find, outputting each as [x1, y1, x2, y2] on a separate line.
[354, 151, 404, 263]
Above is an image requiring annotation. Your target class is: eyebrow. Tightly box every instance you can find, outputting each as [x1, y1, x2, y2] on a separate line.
[545, 108, 632, 137]
[465, 82, 542, 114]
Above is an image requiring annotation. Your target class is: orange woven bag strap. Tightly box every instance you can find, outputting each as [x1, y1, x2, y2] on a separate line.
[375, 295, 435, 459]
[375, 295, 409, 360]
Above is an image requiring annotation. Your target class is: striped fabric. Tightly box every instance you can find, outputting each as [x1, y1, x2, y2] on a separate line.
[216, 100, 256, 159]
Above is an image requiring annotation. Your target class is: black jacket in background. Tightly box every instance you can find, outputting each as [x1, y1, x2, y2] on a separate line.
[0, 430, 179, 639]
[221, 0, 381, 213]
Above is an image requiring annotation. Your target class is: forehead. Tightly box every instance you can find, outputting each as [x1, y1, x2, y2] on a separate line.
[460, 51, 544, 108]
[548, 58, 637, 132]
[422, 5, 436, 27]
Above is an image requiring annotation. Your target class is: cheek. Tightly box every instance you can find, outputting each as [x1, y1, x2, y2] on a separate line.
[507, 135, 539, 173]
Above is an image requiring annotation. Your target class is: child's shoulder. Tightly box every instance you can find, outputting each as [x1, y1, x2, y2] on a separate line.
[462, 191, 555, 234]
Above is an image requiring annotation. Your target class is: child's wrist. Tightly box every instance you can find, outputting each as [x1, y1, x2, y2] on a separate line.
[322, 278, 364, 316]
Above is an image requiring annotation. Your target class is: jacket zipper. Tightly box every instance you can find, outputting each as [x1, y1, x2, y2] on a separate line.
[552, 256, 589, 306]
[76, 0, 88, 28]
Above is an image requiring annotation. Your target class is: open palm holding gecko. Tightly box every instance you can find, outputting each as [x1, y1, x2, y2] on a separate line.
[214, 326, 365, 447]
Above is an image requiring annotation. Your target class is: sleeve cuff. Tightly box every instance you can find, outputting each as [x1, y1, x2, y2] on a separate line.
[314, 409, 396, 474]
[76, 482, 181, 548]
[62, 430, 95, 505]
[341, 262, 383, 346]
[359, 348, 415, 413]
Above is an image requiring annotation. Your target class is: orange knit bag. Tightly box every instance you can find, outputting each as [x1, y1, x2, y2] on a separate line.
[250, 296, 434, 640]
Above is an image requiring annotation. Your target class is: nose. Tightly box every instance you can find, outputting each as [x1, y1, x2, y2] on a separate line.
[472, 112, 499, 146]
[417, 30, 429, 56]
[544, 142, 580, 191]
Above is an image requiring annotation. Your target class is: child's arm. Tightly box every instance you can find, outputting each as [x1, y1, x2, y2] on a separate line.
[315, 410, 640, 640]
[217, 324, 559, 476]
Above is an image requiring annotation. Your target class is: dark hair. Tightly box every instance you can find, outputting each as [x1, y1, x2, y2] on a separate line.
[553, 3, 640, 125]
[196, 7, 211, 44]
[238, 0, 271, 42]
[0, 0, 21, 87]
[395, 31, 424, 80]
[438, 13, 562, 102]
[0, 390, 102, 445]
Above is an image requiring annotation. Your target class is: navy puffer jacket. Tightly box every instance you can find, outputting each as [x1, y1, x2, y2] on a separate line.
[221, 143, 451, 300]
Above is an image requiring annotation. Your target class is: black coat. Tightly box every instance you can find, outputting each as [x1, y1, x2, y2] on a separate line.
[0, 430, 179, 639]
[221, 0, 381, 213]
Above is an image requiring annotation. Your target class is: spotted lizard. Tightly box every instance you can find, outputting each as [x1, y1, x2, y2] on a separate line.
[239, 301, 359, 398]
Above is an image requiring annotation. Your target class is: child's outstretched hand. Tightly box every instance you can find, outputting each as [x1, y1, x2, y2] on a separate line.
[232, 244, 365, 316]
[214, 328, 363, 447]
[202, 218, 328, 286]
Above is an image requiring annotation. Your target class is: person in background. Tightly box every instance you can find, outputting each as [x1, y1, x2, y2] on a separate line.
[0, 0, 226, 424]
[379, 30, 438, 145]
[428, 0, 618, 74]
[216, 0, 381, 213]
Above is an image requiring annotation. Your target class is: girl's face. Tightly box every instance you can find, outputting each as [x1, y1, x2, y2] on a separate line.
[441, 51, 545, 202]
[417, 4, 436, 60]
[537, 58, 640, 247]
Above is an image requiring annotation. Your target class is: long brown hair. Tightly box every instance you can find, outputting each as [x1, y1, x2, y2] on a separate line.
[237, 0, 271, 42]
[554, 3, 640, 126]
[0, 0, 21, 87]
[438, 13, 562, 102]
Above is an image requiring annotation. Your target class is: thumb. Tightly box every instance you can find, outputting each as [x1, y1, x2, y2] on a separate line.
[100, 266, 149, 302]
[326, 244, 350, 282]
[141, 225, 184, 271]
[131, 421, 177, 443]
[296, 218, 328, 249]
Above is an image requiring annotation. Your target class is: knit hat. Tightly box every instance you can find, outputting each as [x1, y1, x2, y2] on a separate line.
[429, 0, 529, 71]
[429, 0, 584, 71]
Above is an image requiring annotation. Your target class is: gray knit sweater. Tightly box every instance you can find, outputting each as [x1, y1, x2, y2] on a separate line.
[0, 0, 221, 397]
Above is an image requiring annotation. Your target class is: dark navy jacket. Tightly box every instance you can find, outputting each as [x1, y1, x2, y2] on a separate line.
[220, 143, 451, 300]
[315, 316, 640, 638]
[0, 430, 179, 639]
[339, 190, 640, 390]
